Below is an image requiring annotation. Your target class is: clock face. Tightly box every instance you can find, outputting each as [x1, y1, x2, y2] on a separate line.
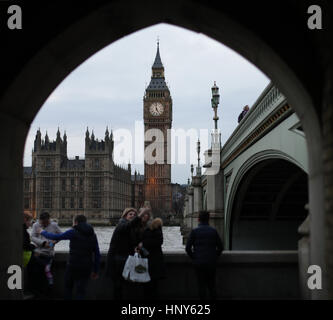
[150, 102, 164, 116]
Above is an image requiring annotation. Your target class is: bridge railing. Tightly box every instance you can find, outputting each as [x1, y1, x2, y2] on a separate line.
[221, 83, 286, 163]
[41, 251, 299, 299]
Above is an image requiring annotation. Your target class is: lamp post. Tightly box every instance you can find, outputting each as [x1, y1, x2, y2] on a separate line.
[197, 139, 201, 176]
[211, 81, 220, 130]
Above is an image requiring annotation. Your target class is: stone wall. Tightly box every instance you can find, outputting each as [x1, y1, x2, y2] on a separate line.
[48, 251, 300, 300]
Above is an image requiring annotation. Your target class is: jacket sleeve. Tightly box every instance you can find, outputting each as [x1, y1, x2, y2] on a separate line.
[117, 216, 141, 233]
[41, 229, 75, 241]
[185, 230, 195, 259]
[93, 235, 101, 273]
[31, 223, 46, 247]
[54, 223, 62, 234]
[215, 230, 223, 256]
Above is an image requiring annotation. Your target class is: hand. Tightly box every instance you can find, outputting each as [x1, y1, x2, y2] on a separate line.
[139, 207, 151, 219]
[91, 272, 99, 280]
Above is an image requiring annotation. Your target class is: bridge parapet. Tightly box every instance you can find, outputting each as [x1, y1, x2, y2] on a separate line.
[221, 83, 286, 164]
[42, 251, 300, 299]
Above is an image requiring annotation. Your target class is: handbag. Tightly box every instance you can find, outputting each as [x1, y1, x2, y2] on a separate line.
[122, 252, 151, 283]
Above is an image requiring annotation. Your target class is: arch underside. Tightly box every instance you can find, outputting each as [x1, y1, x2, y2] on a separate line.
[228, 158, 308, 250]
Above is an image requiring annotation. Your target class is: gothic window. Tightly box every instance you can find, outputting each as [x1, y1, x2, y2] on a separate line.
[70, 197, 75, 209]
[79, 198, 83, 209]
[44, 178, 51, 192]
[62, 179, 66, 191]
[24, 180, 30, 191]
[79, 178, 84, 191]
[92, 177, 100, 192]
[71, 178, 75, 192]
[45, 158, 52, 170]
[62, 197, 66, 209]
[92, 198, 101, 209]
[24, 197, 30, 209]
[94, 159, 100, 169]
[43, 197, 52, 209]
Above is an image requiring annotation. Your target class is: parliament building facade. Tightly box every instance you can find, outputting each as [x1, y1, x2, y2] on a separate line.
[23, 43, 174, 224]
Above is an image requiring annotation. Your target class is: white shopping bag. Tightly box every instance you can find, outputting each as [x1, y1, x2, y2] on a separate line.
[122, 253, 151, 283]
[122, 255, 134, 280]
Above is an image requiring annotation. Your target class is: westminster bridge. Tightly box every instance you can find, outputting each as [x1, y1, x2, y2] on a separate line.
[183, 82, 310, 298]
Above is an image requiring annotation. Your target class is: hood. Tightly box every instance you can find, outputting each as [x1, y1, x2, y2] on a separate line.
[74, 222, 94, 236]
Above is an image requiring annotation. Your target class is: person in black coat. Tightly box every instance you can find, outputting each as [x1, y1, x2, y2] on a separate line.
[106, 207, 151, 300]
[37, 215, 101, 300]
[139, 217, 166, 300]
[186, 211, 223, 300]
[23, 212, 35, 253]
[238, 105, 250, 123]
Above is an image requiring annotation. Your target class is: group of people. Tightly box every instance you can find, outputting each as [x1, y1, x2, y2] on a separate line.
[23, 211, 100, 299]
[23, 207, 223, 300]
[105, 207, 166, 300]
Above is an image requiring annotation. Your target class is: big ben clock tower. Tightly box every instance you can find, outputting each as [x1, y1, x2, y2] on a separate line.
[144, 42, 172, 217]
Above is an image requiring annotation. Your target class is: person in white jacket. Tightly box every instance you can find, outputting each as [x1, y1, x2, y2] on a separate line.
[30, 211, 62, 296]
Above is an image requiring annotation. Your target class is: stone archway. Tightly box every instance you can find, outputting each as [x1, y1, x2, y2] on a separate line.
[0, 1, 326, 299]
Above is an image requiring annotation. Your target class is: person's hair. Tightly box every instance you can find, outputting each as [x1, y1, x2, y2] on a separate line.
[39, 211, 50, 220]
[198, 211, 210, 223]
[121, 208, 138, 219]
[23, 212, 32, 221]
[74, 215, 87, 224]
[150, 218, 163, 230]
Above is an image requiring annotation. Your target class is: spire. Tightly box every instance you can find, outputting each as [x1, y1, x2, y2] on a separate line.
[56, 127, 61, 140]
[105, 126, 110, 141]
[45, 131, 49, 144]
[152, 40, 163, 69]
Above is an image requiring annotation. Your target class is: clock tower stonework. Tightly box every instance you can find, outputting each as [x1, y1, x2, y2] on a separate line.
[143, 43, 172, 217]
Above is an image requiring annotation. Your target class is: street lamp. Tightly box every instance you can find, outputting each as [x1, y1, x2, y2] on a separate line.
[211, 81, 220, 130]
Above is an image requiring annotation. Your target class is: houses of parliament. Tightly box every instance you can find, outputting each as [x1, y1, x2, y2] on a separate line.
[23, 43, 176, 224]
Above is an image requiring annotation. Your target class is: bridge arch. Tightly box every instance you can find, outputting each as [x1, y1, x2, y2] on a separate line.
[226, 151, 308, 250]
[0, 1, 326, 298]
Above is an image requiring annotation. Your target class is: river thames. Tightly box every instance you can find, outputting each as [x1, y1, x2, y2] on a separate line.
[29, 226, 185, 253]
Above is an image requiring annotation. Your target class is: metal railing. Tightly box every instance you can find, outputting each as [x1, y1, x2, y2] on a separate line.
[221, 83, 286, 162]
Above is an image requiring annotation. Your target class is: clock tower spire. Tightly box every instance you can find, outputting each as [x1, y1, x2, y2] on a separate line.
[143, 42, 172, 218]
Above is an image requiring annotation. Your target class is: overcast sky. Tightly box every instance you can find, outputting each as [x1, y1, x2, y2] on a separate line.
[23, 23, 269, 184]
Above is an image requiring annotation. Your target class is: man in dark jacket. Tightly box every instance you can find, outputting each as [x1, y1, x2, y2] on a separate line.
[238, 105, 250, 123]
[37, 215, 100, 300]
[186, 211, 223, 300]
